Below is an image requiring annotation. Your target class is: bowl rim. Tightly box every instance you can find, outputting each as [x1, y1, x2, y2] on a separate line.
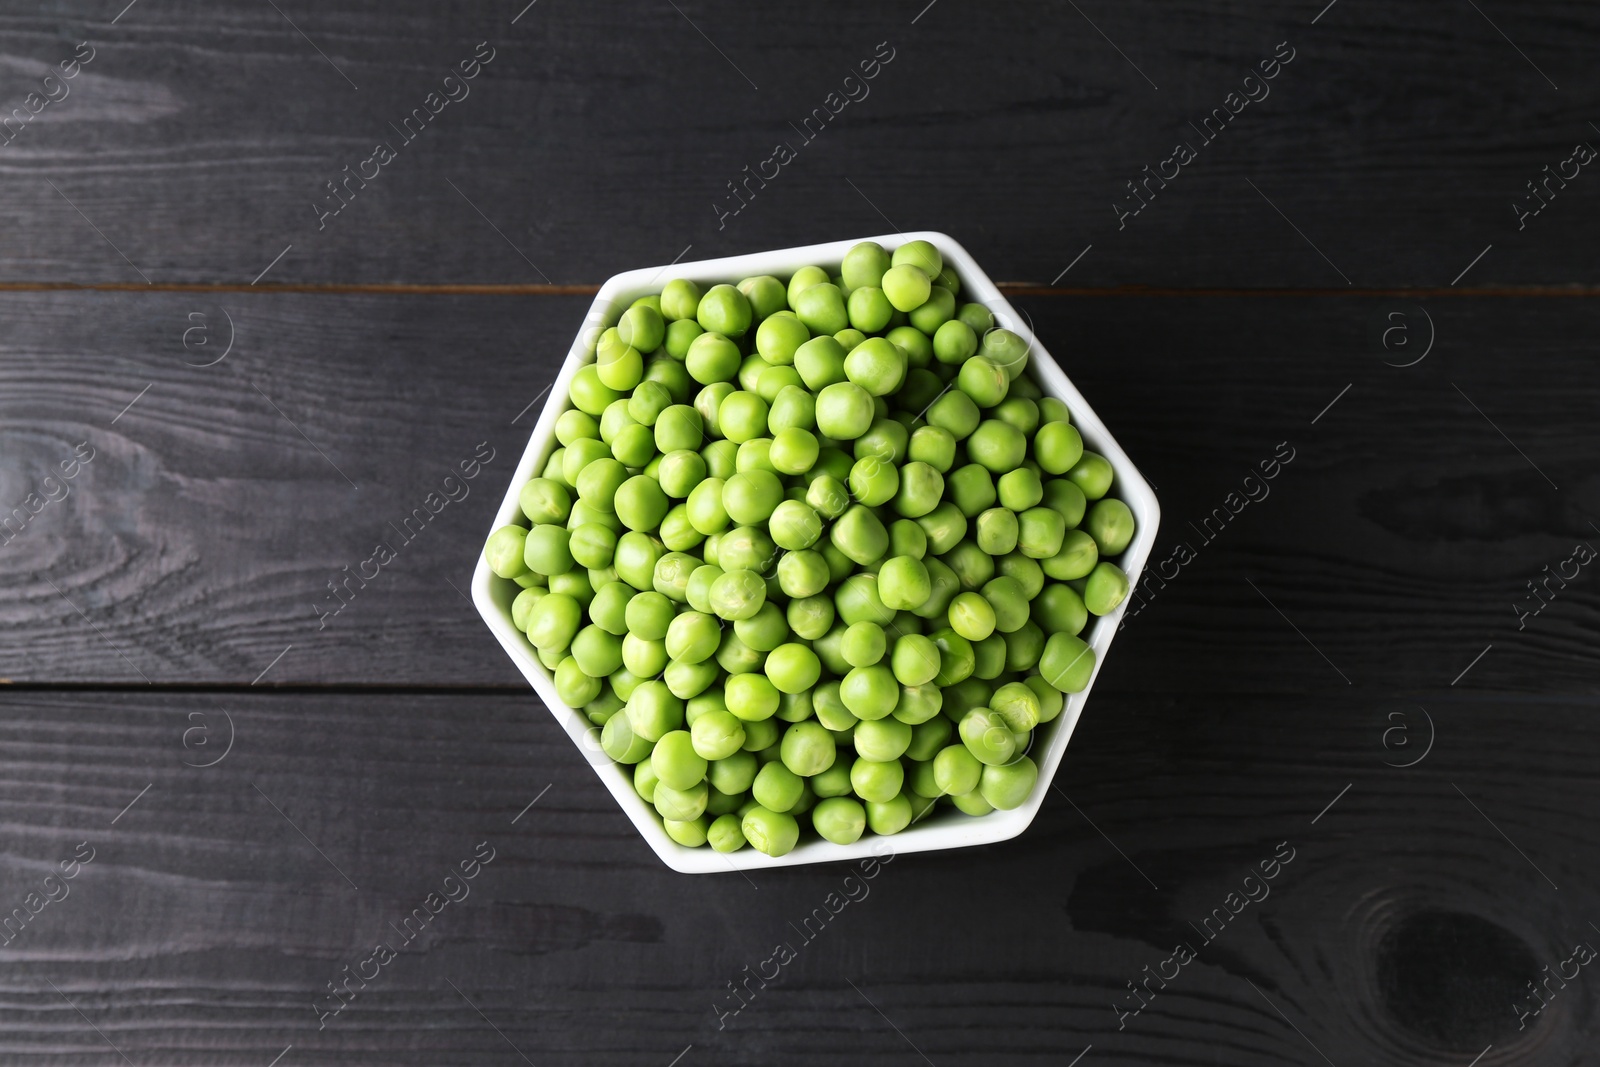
[472, 231, 1161, 873]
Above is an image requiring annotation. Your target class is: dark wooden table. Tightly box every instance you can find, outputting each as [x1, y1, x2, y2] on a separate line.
[3, 2, 1597, 1064]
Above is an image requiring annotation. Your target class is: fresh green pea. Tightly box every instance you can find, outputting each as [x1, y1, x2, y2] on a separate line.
[555, 656, 602, 706]
[734, 602, 788, 652]
[842, 241, 891, 290]
[975, 507, 1019, 555]
[664, 658, 719, 699]
[958, 707, 1016, 766]
[1017, 506, 1067, 559]
[510, 586, 543, 632]
[854, 717, 912, 762]
[933, 319, 978, 367]
[651, 730, 707, 791]
[707, 811, 747, 852]
[1068, 450, 1114, 500]
[933, 744, 982, 795]
[847, 286, 893, 333]
[967, 420, 1026, 473]
[633, 758, 660, 803]
[708, 750, 758, 794]
[958, 356, 1009, 409]
[893, 461, 945, 519]
[741, 805, 799, 856]
[556, 409, 600, 445]
[686, 332, 742, 385]
[1032, 582, 1088, 636]
[931, 628, 975, 686]
[830, 504, 889, 567]
[696, 283, 752, 337]
[1004, 620, 1046, 672]
[981, 575, 1030, 633]
[980, 757, 1038, 810]
[783, 591, 833, 640]
[664, 318, 704, 360]
[768, 385, 816, 433]
[645, 354, 694, 402]
[738, 275, 788, 321]
[722, 470, 783, 525]
[521, 478, 573, 526]
[849, 756, 904, 803]
[725, 671, 780, 722]
[881, 264, 930, 312]
[1040, 632, 1096, 693]
[1042, 528, 1099, 581]
[709, 569, 766, 622]
[866, 794, 913, 835]
[990, 681, 1041, 733]
[926, 389, 980, 440]
[909, 285, 956, 334]
[752, 760, 804, 812]
[889, 519, 928, 560]
[601, 710, 654, 764]
[571, 624, 625, 678]
[654, 780, 708, 822]
[949, 591, 997, 641]
[907, 759, 943, 799]
[998, 469, 1043, 512]
[576, 458, 628, 513]
[663, 816, 709, 848]
[595, 340, 644, 393]
[840, 664, 899, 720]
[878, 556, 932, 612]
[841, 621, 887, 668]
[891, 239, 943, 278]
[793, 336, 848, 391]
[793, 282, 849, 335]
[906, 428, 954, 474]
[947, 464, 996, 519]
[1035, 422, 1084, 476]
[717, 526, 778, 573]
[1084, 561, 1130, 615]
[661, 278, 703, 321]
[618, 304, 665, 353]
[843, 337, 906, 397]
[786, 265, 829, 305]
[942, 540, 996, 591]
[523, 524, 573, 577]
[1085, 498, 1135, 556]
[717, 391, 768, 445]
[913, 556, 962, 620]
[626, 680, 685, 742]
[905, 715, 952, 761]
[777, 720, 835, 777]
[980, 328, 1030, 380]
[485, 525, 530, 579]
[815, 382, 875, 440]
[915, 503, 968, 558]
[811, 796, 866, 844]
[951, 790, 995, 816]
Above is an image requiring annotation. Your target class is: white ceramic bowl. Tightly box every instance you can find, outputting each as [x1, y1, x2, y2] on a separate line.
[473, 232, 1160, 873]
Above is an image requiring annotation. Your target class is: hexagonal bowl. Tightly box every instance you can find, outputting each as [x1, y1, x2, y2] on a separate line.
[472, 232, 1160, 873]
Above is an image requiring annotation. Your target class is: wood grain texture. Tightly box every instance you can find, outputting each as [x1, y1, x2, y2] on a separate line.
[0, 687, 1593, 1065]
[3, 291, 1598, 692]
[0, 1, 1595, 286]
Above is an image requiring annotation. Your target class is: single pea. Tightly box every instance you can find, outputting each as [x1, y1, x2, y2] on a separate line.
[1017, 506, 1067, 559]
[1040, 632, 1096, 693]
[927, 389, 981, 440]
[786, 265, 830, 306]
[980, 575, 1030, 634]
[651, 730, 707, 791]
[708, 750, 759, 794]
[793, 336, 848, 391]
[932, 320, 979, 368]
[752, 760, 804, 813]
[967, 420, 1026, 473]
[696, 283, 752, 337]
[854, 716, 912, 763]
[990, 681, 1042, 733]
[942, 540, 996, 591]
[793, 282, 849, 335]
[840, 664, 900, 720]
[772, 546, 827, 599]
[741, 805, 800, 856]
[803, 473, 848, 520]
[693, 382, 735, 437]
[1032, 582, 1088, 636]
[766, 427, 819, 478]
[865, 794, 913, 835]
[891, 239, 943, 278]
[685, 479, 730, 536]
[569, 364, 621, 417]
[599, 397, 638, 445]
[664, 318, 705, 360]
[601, 710, 654, 764]
[523, 524, 574, 577]
[912, 556, 962, 621]
[686, 332, 743, 385]
[907, 759, 944, 799]
[595, 341, 643, 393]
[1035, 421, 1084, 476]
[811, 796, 867, 844]
[931, 628, 976, 686]
[722, 470, 783, 526]
[957, 356, 1009, 409]
[660, 609, 716, 663]
[841, 241, 891, 290]
[654, 403, 704, 453]
[645, 355, 694, 402]
[841, 621, 888, 667]
[609, 423, 655, 468]
[560, 439, 610, 490]
[975, 508, 1019, 555]
[576, 458, 628, 513]
[895, 681, 944, 725]
[663, 816, 709, 848]
[906, 427, 955, 475]
[881, 264, 931, 312]
[980, 757, 1038, 811]
[520, 478, 573, 526]
[1042, 529, 1099, 581]
[994, 396, 1040, 436]
[908, 285, 956, 334]
[886, 461, 941, 520]
[571, 624, 625, 678]
[785, 593, 834, 642]
[702, 441, 739, 481]
[855, 418, 909, 464]
[1004, 620, 1046, 672]
[708, 811, 747, 852]
[738, 275, 788, 321]
[933, 744, 983, 796]
[717, 391, 769, 445]
[664, 658, 719, 699]
[830, 504, 889, 567]
[661, 278, 703, 321]
[955, 302, 994, 338]
[958, 706, 1016, 766]
[617, 304, 665, 353]
[847, 286, 894, 333]
[555, 655, 602, 705]
[652, 551, 699, 603]
[710, 568, 767, 622]
[778, 720, 836, 778]
[942, 677, 991, 720]
[626, 680, 685, 742]
[878, 556, 933, 613]
[654, 780, 708, 822]
[948, 591, 997, 641]
[767, 383, 816, 432]
[633, 758, 660, 803]
[889, 519, 928, 560]
[1084, 561, 1131, 616]
[510, 586, 543, 632]
[980, 327, 1031, 380]
[688, 708, 746, 762]
[904, 712, 952, 760]
[998, 469, 1044, 513]
[951, 790, 995, 816]
[843, 337, 906, 397]
[915, 504, 968, 558]
[1085, 498, 1136, 556]
[815, 382, 875, 440]
[485, 525, 530, 579]
[763, 643, 819, 696]
[656, 450, 707, 500]
[726, 671, 781, 722]
[849, 757, 904, 803]
[547, 568, 594, 607]
[1068, 450, 1115, 500]
[717, 526, 778, 572]
[555, 409, 600, 445]
[841, 457, 892, 509]
[610, 667, 645, 701]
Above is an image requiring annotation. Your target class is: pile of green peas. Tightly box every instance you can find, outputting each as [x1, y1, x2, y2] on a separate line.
[483, 239, 1137, 858]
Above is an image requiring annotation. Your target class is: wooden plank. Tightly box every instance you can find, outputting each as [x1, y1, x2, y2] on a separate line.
[0, 687, 1592, 1064]
[0, 2, 1594, 286]
[2, 291, 1598, 689]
